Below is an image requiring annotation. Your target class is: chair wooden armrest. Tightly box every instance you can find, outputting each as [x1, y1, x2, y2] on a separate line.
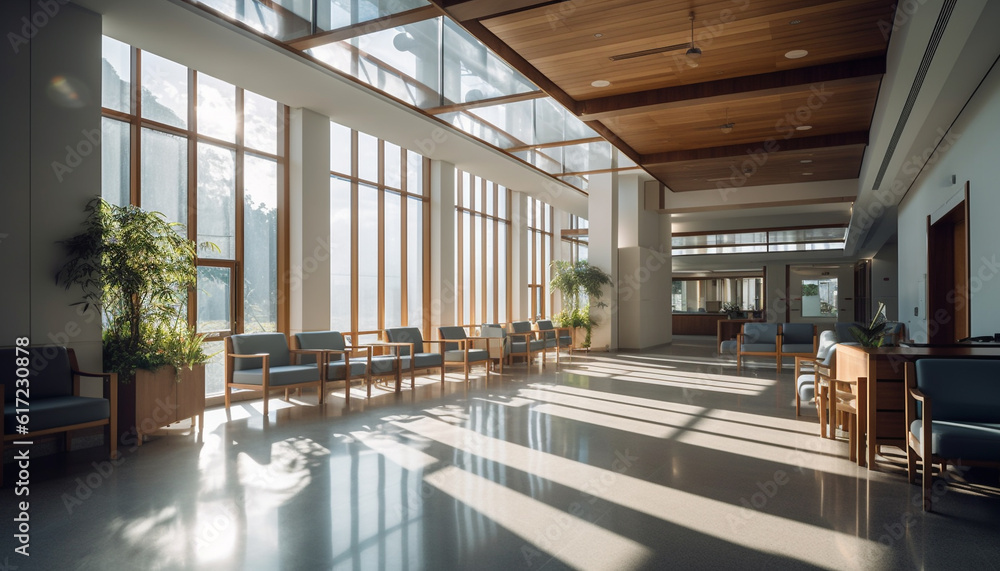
[794, 356, 818, 378]
[228, 352, 270, 361]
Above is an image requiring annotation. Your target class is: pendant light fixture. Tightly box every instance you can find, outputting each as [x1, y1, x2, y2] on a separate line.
[685, 12, 701, 67]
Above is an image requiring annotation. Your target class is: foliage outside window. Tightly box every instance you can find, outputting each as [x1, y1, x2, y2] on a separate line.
[801, 278, 838, 318]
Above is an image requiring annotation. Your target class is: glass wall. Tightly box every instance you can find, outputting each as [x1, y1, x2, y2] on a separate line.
[101, 36, 287, 396]
[527, 196, 553, 320]
[671, 277, 763, 313]
[455, 170, 510, 327]
[330, 121, 429, 341]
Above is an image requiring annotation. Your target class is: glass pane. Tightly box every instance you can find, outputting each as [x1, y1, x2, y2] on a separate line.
[469, 100, 535, 146]
[197, 143, 236, 258]
[140, 128, 187, 226]
[438, 112, 516, 148]
[197, 73, 236, 142]
[802, 279, 838, 318]
[358, 184, 379, 331]
[244, 155, 278, 333]
[141, 51, 187, 129]
[406, 150, 424, 195]
[498, 223, 507, 322]
[443, 19, 534, 105]
[498, 186, 507, 219]
[358, 132, 378, 183]
[101, 118, 130, 206]
[203, 340, 225, 396]
[463, 211, 471, 324]
[384, 192, 402, 328]
[317, 0, 431, 31]
[474, 215, 483, 323]
[407, 198, 423, 328]
[244, 90, 278, 154]
[102, 36, 130, 113]
[384, 141, 401, 190]
[330, 176, 353, 329]
[197, 266, 232, 334]
[486, 218, 494, 324]
[331, 122, 352, 175]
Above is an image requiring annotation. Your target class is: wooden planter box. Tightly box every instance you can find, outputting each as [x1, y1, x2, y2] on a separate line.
[132, 364, 205, 446]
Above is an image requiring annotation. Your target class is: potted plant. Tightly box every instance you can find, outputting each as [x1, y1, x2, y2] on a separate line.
[57, 198, 210, 445]
[850, 301, 889, 347]
[722, 301, 743, 319]
[549, 260, 614, 348]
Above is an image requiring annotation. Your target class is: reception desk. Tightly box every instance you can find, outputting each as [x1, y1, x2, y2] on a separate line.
[672, 313, 762, 342]
[835, 344, 1000, 469]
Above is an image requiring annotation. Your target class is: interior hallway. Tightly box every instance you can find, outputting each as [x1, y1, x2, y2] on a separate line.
[3, 337, 999, 570]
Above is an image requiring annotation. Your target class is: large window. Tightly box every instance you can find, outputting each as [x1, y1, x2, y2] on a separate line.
[673, 226, 847, 256]
[330, 122, 429, 341]
[671, 277, 763, 313]
[802, 278, 838, 318]
[527, 196, 553, 320]
[563, 214, 589, 263]
[455, 171, 510, 327]
[101, 36, 288, 396]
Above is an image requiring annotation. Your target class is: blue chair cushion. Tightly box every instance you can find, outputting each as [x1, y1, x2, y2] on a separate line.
[557, 335, 572, 347]
[781, 323, 814, 345]
[511, 339, 546, 352]
[782, 343, 815, 354]
[385, 328, 426, 356]
[742, 323, 778, 344]
[910, 420, 1000, 460]
[444, 349, 490, 363]
[510, 321, 533, 334]
[797, 374, 816, 403]
[741, 343, 777, 352]
[230, 333, 291, 369]
[4, 396, 109, 434]
[916, 359, 1000, 422]
[369, 355, 398, 375]
[438, 326, 469, 352]
[1, 346, 73, 401]
[327, 361, 367, 381]
[232, 365, 319, 386]
[719, 340, 737, 355]
[400, 353, 443, 369]
[294, 331, 347, 363]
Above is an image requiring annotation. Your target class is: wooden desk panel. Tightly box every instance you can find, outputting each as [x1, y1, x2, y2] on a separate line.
[836, 344, 1000, 469]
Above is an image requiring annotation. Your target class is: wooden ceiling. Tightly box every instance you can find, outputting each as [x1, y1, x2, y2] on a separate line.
[431, 0, 895, 193]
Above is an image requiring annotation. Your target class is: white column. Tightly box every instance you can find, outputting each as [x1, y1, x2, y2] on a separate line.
[288, 108, 331, 334]
[430, 160, 456, 336]
[588, 170, 619, 350]
[510, 191, 530, 321]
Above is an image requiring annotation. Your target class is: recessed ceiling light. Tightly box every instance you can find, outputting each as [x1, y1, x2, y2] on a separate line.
[785, 49, 809, 59]
[594, 33, 604, 38]
[789, 19, 802, 25]
[591, 80, 611, 87]
[802, 172, 814, 176]
[800, 159, 813, 164]
[795, 125, 813, 131]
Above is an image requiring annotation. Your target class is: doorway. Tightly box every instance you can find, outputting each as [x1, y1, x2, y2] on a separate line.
[926, 182, 970, 344]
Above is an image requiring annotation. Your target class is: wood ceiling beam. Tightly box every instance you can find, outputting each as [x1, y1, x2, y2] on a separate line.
[288, 5, 442, 50]
[439, 0, 563, 22]
[579, 57, 886, 121]
[424, 90, 546, 115]
[584, 120, 643, 165]
[642, 131, 869, 165]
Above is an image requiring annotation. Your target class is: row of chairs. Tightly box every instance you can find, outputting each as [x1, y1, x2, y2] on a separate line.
[224, 321, 574, 416]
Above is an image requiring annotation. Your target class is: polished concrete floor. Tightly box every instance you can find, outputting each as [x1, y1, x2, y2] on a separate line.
[3, 336, 999, 570]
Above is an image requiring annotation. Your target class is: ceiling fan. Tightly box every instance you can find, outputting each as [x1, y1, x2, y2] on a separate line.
[609, 11, 701, 67]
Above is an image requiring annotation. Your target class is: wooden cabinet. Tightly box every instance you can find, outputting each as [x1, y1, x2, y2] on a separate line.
[134, 364, 205, 445]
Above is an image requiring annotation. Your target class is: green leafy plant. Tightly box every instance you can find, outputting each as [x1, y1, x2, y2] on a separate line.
[850, 301, 889, 348]
[57, 198, 211, 379]
[549, 260, 613, 348]
[722, 301, 741, 314]
[802, 284, 820, 296]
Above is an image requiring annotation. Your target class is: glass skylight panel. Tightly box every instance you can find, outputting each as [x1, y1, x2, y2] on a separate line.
[442, 20, 534, 105]
[317, 0, 430, 32]
[769, 242, 844, 252]
[562, 141, 613, 173]
[770, 227, 847, 243]
[439, 112, 517, 148]
[469, 100, 535, 145]
[197, 0, 284, 39]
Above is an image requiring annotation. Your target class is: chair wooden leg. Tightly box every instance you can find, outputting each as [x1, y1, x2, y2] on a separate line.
[440, 366, 445, 387]
[848, 415, 857, 463]
[225, 384, 231, 411]
[465, 361, 470, 382]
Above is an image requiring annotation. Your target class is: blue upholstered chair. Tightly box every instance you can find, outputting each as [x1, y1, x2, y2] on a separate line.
[293, 331, 372, 402]
[384, 327, 445, 388]
[225, 332, 324, 416]
[834, 322, 863, 344]
[480, 324, 509, 373]
[1, 346, 117, 485]
[536, 319, 573, 365]
[794, 330, 839, 438]
[905, 359, 1000, 511]
[781, 323, 818, 369]
[438, 326, 492, 381]
[508, 321, 546, 367]
[737, 322, 779, 372]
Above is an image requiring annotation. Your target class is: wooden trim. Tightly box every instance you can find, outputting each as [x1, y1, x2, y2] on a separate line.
[582, 119, 643, 166]
[556, 166, 641, 178]
[278, 103, 291, 334]
[423, 157, 432, 339]
[288, 6, 442, 50]
[424, 90, 546, 115]
[457, 174, 465, 325]
[187, 69, 199, 329]
[578, 58, 887, 121]
[784, 265, 791, 323]
[561, 228, 589, 236]
[643, 132, 870, 165]
[664, 196, 856, 215]
[480, 178, 488, 323]
[400, 146, 409, 326]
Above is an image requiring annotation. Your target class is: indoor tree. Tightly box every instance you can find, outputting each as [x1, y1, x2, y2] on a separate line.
[549, 260, 613, 348]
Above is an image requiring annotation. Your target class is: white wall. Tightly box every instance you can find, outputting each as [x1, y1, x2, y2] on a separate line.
[0, 1, 103, 376]
[898, 61, 1000, 341]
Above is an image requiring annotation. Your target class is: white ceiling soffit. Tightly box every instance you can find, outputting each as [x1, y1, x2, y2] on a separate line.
[848, 0, 1000, 256]
[71, 0, 588, 217]
[659, 178, 856, 213]
[670, 203, 852, 235]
